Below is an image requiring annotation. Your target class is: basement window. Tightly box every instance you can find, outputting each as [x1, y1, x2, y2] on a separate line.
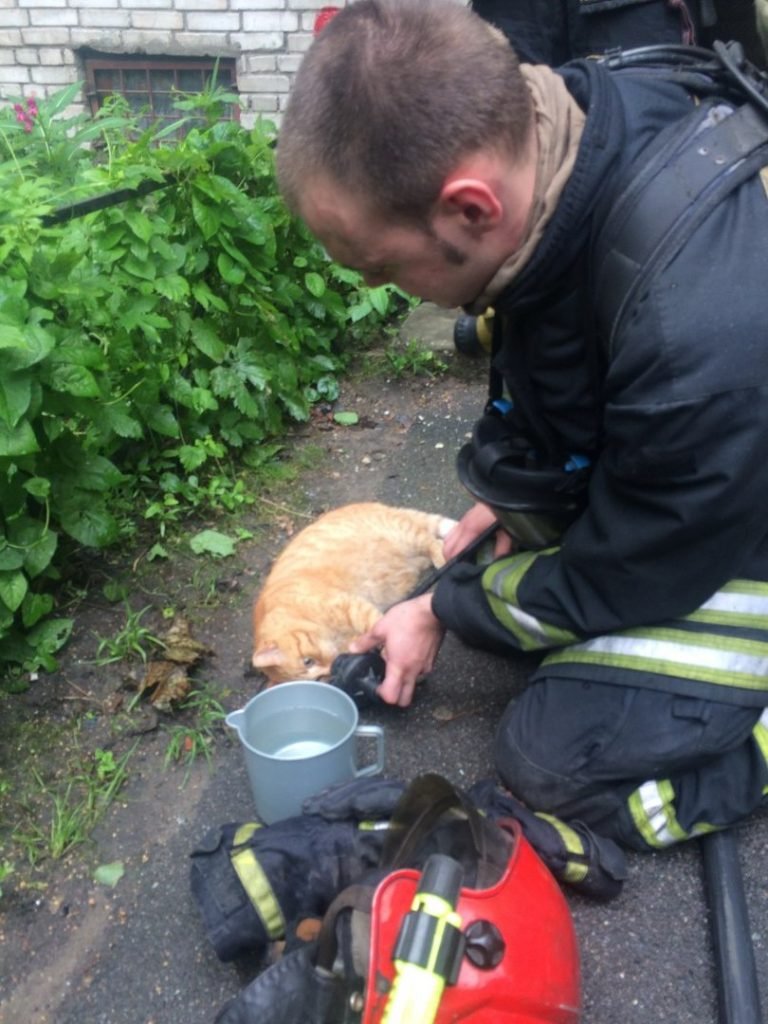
[83, 53, 239, 136]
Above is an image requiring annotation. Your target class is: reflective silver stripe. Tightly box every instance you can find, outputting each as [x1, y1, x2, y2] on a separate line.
[698, 590, 768, 616]
[631, 780, 685, 847]
[498, 602, 551, 647]
[568, 633, 768, 675]
[545, 628, 768, 690]
[689, 581, 768, 626]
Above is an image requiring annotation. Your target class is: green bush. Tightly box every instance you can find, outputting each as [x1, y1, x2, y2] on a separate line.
[0, 82, 403, 676]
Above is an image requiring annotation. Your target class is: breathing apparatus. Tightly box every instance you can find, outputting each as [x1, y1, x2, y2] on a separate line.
[454, 301, 592, 550]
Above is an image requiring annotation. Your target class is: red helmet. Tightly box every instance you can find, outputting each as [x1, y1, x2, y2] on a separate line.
[362, 820, 581, 1024]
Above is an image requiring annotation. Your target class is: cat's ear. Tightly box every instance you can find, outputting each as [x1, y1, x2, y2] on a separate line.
[252, 643, 285, 669]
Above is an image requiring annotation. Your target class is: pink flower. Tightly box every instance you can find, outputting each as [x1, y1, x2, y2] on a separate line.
[11, 98, 35, 131]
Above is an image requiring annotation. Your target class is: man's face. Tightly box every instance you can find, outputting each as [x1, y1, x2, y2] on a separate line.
[298, 176, 502, 308]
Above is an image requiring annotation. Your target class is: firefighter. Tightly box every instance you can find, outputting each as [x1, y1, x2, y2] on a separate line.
[470, 0, 703, 66]
[275, 1, 768, 863]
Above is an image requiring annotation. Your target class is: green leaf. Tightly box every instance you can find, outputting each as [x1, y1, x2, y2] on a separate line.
[368, 286, 390, 317]
[0, 419, 39, 456]
[123, 210, 155, 244]
[189, 529, 236, 558]
[24, 617, 73, 671]
[155, 274, 190, 303]
[22, 476, 51, 500]
[333, 411, 359, 426]
[23, 530, 58, 579]
[0, 570, 28, 613]
[48, 363, 101, 399]
[0, 544, 25, 571]
[304, 272, 326, 298]
[59, 503, 119, 547]
[94, 861, 125, 888]
[191, 196, 220, 240]
[21, 591, 54, 628]
[190, 321, 228, 363]
[0, 374, 32, 427]
[68, 454, 126, 493]
[217, 252, 246, 285]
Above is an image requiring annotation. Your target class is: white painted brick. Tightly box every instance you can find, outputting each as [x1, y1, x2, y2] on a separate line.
[239, 53, 276, 72]
[21, 27, 71, 44]
[0, 30, 23, 44]
[230, 0, 290, 8]
[244, 92, 277, 112]
[80, 8, 130, 27]
[0, 9, 28, 26]
[166, 31, 234, 52]
[68, 28, 122, 47]
[242, 11, 297, 32]
[120, 0, 173, 8]
[232, 31, 283, 50]
[29, 9, 78, 26]
[19, 0, 67, 7]
[185, 11, 239, 31]
[174, 0, 229, 9]
[70, 0, 120, 7]
[38, 47, 74, 63]
[237, 72, 289, 93]
[132, 10, 183, 29]
[0, 0, 16, 7]
[79, 8, 130, 26]
[276, 53, 301, 73]
[286, 30, 312, 51]
[13, 46, 38, 62]
[288, 0, 345, 8]
[0, 64, 28, 81]
[30, 64, 77, 83]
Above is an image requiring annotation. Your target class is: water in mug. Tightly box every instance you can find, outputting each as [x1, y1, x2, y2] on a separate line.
[250, 707, 348, 760]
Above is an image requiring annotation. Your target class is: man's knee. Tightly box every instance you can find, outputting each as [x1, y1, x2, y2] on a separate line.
[493, 697, 580, 811]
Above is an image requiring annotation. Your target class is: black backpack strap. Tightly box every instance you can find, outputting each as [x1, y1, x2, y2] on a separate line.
[592, 47, 768, 354]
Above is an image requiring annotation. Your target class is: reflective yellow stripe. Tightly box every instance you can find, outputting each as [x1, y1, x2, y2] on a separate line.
[537, 813, 588, 883]
[485, 549, 578, 651]
[231, 823, 285, 939]
[754, 709, 768, 796]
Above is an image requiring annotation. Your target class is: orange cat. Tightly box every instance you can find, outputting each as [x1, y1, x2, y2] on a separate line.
[252, 502, 456, 684]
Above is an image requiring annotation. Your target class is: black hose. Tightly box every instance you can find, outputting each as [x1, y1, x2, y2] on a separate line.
[700, 830, 763, 1024]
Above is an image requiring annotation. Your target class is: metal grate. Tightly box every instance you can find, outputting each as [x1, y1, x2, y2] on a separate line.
[83, 54, 239, 137]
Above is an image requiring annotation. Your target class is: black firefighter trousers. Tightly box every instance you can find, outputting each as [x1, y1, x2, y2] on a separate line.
[494, 678, 768, 851]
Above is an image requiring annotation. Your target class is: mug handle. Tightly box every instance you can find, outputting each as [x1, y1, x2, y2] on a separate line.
[353, 724, 385, 777]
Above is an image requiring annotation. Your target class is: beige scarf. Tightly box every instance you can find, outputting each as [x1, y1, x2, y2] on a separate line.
[469, 64, 586, 314]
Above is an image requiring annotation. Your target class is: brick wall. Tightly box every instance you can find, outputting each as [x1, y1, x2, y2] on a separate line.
[0, 0, 345, 126]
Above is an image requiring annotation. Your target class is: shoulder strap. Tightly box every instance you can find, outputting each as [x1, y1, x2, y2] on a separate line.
[592, 45, 768, 354]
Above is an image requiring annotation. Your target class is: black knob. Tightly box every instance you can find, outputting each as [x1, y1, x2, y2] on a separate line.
[464, 919, 506, 969]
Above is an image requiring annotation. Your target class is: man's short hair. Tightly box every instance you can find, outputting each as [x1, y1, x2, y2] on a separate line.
[276, 0, 533, 222]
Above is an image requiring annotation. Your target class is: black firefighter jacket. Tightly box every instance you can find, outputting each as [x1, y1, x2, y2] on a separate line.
[432, 58, 768, 707]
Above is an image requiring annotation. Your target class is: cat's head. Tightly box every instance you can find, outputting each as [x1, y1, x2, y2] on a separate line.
[251, 631, 340, 685]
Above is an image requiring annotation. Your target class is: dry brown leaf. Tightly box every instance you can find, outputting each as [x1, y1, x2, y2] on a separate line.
[160, 616, 211, 665]
[137, 660, 191, 710]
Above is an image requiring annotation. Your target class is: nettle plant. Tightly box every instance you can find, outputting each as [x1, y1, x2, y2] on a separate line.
[0, 82, 405, 677]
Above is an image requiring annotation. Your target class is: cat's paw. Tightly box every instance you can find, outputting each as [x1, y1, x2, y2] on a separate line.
[438, 516, 458, 538]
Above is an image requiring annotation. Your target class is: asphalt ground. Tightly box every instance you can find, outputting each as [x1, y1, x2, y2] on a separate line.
[1, 304, 766, 1024]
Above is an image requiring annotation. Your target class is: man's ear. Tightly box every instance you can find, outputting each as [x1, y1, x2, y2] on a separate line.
[435, 177, 503, 235]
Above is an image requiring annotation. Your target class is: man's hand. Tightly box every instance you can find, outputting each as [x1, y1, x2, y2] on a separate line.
[348, 593, 445, 707]
[443, 502, 515, 560]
